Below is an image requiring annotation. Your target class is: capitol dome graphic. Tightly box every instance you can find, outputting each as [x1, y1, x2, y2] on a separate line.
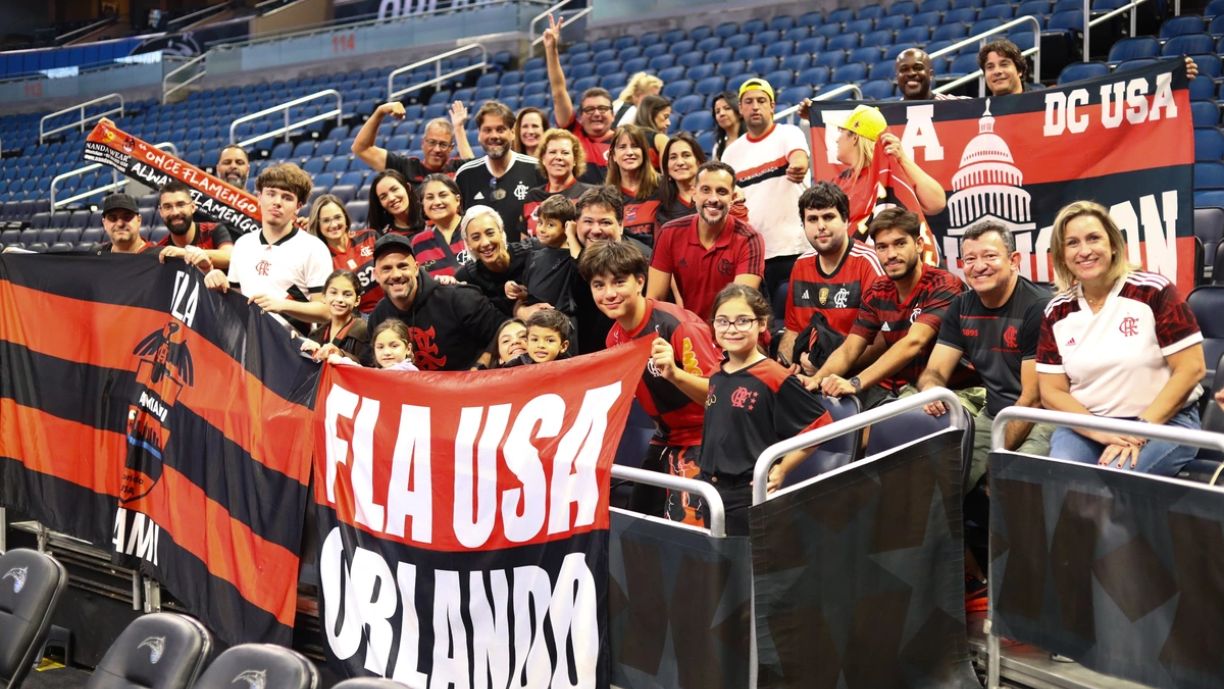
[946, 99, 1036, 237]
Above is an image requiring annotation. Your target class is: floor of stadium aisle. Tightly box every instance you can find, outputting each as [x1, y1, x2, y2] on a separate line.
[21, 660, 91, 688]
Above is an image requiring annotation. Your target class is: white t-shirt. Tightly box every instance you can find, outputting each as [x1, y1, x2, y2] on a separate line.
[1036, 271, 1203, 418]
[227, 227, 332, 302]
[720, 122, 811, 260]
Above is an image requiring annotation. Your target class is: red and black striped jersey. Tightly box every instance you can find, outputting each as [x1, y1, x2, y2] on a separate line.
[785, 240, 884, 337]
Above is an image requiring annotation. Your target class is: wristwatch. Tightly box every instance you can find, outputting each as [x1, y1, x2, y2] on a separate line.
[849, 376, 862, 394]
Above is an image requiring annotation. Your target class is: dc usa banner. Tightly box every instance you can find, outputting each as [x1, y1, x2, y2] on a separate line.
[313, 338, 651, 687]
[84, 120, 262, 235]
[0, 254, 318, 646]
[809, 58, 1195, 294]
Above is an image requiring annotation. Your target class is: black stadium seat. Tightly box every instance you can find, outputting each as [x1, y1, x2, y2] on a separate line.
[1188, 285, 1224, 388]
[0, 548, 68, 689]
[334, 678, 424, 689]
[192, 644, 317, 689]
[84, 613, 212, 689]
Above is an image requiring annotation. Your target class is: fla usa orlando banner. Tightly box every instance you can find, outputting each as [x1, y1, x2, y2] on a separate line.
[84, 120, 262, 235]
[313, 339, 651, 687]
[809, 58, 1195, 294]
[0, 254, 317, 646]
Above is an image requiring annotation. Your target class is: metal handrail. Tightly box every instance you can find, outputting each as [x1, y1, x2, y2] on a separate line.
[168, 0, 232, 31]
[1087, 0, 1149, 61]
[49, 141, 180, 209]
[610, 465, 727, 538]
[56, 16, 116, 45]
[162, 53, 208, 104]
[776, 84, 864, 126]
[985, 405, 1224, 689]
[752, 387, 965, 505]
[39, 93, 125, 144]
[229, 89, 342, 147]
[930, 15, 1042, 98]
[386, 43, 488, 104]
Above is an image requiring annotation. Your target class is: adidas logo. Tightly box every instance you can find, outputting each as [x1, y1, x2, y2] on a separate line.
[1066, 337, 1077, 346]
[881, 322, 891, 332]
[473, 191, 485, 200]
[801, 290, 810, 300]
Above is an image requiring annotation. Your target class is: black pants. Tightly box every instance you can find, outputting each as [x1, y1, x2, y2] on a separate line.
[764, 254, 799, 308]
[700, 472, 754, 537]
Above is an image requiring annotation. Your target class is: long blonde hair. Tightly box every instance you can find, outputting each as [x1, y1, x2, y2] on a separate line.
[1049, 200, 1133, 293]
[618, 72, 663, 103]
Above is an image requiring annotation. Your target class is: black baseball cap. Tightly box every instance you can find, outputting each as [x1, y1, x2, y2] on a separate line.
[373, 233, 415, 262]
[102, 193, 139, 214]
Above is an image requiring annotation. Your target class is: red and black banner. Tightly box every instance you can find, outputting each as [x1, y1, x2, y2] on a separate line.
[0, 254, 317, 646]
[313, 340, 650, 686]
[810, 59, 1195, 294]
[84, 121, 262, 235]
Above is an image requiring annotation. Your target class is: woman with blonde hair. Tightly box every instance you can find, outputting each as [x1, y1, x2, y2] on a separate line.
[522, 128, 592, 236]
[1036, 200, 1205, 476]
[614, 72, 664, 127]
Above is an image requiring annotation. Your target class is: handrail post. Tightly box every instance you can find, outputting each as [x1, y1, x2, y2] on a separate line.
[228, 89, 344, 148]
[39, 93, 125, 143]
[610, 465, 727, 538]
[1083, 0, 1090, 63]
[929, 15, 1042, 96]
[385, 43, 489, 105]
[751, 387, 965, 505]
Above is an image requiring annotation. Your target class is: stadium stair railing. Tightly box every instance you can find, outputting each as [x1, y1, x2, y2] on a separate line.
[39, 93, 125, 145]
[387, 43, 490, 104]
[229, 89, 343, 149]
[50, 141, 180, 209]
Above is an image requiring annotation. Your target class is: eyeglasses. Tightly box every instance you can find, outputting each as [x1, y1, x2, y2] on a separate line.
[423, 138, 453, 150]
[581, 105, 613, 115]
[712, 316, 762, 332]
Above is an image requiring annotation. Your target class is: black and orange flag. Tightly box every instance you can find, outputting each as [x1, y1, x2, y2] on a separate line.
[0, 253, 318, 645]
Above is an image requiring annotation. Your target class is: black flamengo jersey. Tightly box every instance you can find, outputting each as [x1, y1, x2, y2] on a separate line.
[386, 152, 462, 186]
[156, 221, 234, 250]
[700, 357, 831, 478]
[938, 277, 1050, 417]
[455, 153, 543, 242]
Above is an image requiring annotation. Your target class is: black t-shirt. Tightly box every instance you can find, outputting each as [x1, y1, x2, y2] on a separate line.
[700, 357, 830, 478]
[521, 181, 592, 238]
[366, 271, 503, 371]
[654, 195, 694, 227]
[522, 242, 578, 315]
[386, 152, 463, 186]
[454, 153, 544, 243]
[454, 241, 531, 317]
[937, 277, 1050, 417]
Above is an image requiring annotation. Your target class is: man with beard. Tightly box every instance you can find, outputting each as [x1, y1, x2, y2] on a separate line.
[542, 14, 614, 183]
[896, 48, 964, 101]
[216, 145, 250, 189]
[154, 180, 233, 271]
[807, 208, 964, 400]
[203, 163, 331, 331]
[353, 104, 461, 184]
[646, 161, 764, 319]
[455, 101, 544, 242]
[719, 78, 810, 305]
[917, 222, 1052, 488]
[779, 182, 883, 369]
[366, 234, 504, 370]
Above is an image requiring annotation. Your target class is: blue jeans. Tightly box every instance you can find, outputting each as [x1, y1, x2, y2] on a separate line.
[1048, 406, 1201, 477]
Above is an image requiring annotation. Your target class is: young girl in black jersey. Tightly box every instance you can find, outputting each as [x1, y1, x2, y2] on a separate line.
[699, 284, 830, 535]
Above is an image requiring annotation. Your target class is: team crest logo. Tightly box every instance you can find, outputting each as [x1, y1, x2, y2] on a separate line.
[2, 566, 27, 593]
[910, 307, 923, 323]
[138, 636, 166, 664]
[125, 321, 195, 503]
[255, 259, 271, 277]
[409, 325, 447, 369]
[730, 386, 759, 410]
[1002, 325, 1019, 349]
[232, 669, 267, 689]
[818, 287, 829, 305]
[833, 287, 850, 309]
[514, 182, 530, 201]
[1119, 316, 1139, 337]
[360, 245, 373, 258]
[123, 136, 136, 153]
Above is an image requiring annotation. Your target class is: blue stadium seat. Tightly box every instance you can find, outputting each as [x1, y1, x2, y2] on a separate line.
[622, 56, 649, 74]
[695, 36, 722, 53]
[58, 228, 80, 246]
[869, 60, 896, 80]
[1114, 57, 1159, 74]
[832, 62, 868, 83]
[1050, 0, 1082, 10]
[877, 15, 908, 32]
[932, 22, 970, 41]
[1192, 102, 1222, 128]
[979, 4, 1014, 20]
[765, 69, 795, 89]
[1208, 0, 1224, 16]
[696, 75, 729, 95]
[1200, 190, 1224, 208]
[769, 15, 795, 31]
[828, 8, 853, 23]
[813, 24, 844, 40]
[924, 0, 952, 9]
[844, 19, 874, 35]
[1160, 15, 1206, 39]
[910, 11, 943, 28]
[716, 60, 747, 78]
[783, 53, 813, 73]
[888, 0, 918, 15]
[1193, 55, 1222, 78]
[724, 34, 751, 50]
[1016, 0, 1051, 16]
[751, 56, 779, 74]
[1057, 60, 1109, 84]
[690, 26, 713, 41]
[1211, 15, 1224, 35]
[662, 80, 693, 100]
[783, 395, 861, 488]
[735, 44, 764, 61]
[779, 85, 812, 107]
[1187, 287, 1224, 388]
[947, 53, 980, 77]
[943, 8, 977, 24]
[613, 35, 637, 50]
[686, 63, 714, 81]
[714, 21, 739, 38]
[673, 94, 704, 115]
[861, 79, 897, 100]
[861, 30, 894, 48]
[752, 30, 780, 45]
[798, 65, 832, 86]
[1190, 75, 1218, 101]
[897, 25, 932, 44]
[657, 65, 685, 83]
[742, 18, 766, 34]
[680, 111, 714, 132]
[764, 42, 794, 58]
[649, 54, 677, 71]
[1198, 161, 1224, 188]
[796, 36, 827, 54]
[850, 46, 884, 65]
[641, 43, 668, 59]
[817, 81, 858, 100]
[856, 4, 884, 20]
[591, 38, 613, 52]
[706, 46, 733, 64]
[1196, 127, 1224, 161]
[815, 50, 847, 69]
[1163, 34, 1215, 56]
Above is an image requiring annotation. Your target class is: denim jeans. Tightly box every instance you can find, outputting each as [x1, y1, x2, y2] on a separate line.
[1048, 405, 1202, 477]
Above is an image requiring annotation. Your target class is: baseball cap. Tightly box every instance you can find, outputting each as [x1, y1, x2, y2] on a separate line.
[102, 193, 139, 214]
[372, 233, 415, 262]
[738, 77, 775, 103]
[841, 105, 888, 142]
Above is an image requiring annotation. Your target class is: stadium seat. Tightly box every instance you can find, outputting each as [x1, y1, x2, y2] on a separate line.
[828, 33, 860, 51]
[724, 34, 751, 50]
[1058, 60, 1109, 84]
[897, 25, 932, 45]
[1114, 57, 1159, 74]
[1159, 15, 1206, 39]
[1208, 0, 1224, 17]
[1193, 103, 1223, 128]
[1047, 10, 1085, 32]
[1193, 55, 1222, 79]
[798, 66, 832, 86]
[332, 679, 414, 689]
[865, 402, 975, 483]
[1163, 33, 1215, 56]
[192, 645, 316, 689]
[1195, 207, 1224, 281]
[1016, 0, 1052, 17]
[1106, 36, 1160, 63]
[815, 50, 847, 69]
[765, 69, 795, 89]
[861, 79, 898, 100]
[1198, 190, 1224, 209]
[695, 36, 722, 53]
[828, 7, 854, 23]
[0, 549, 68, 689]
[1188, 286, 1224, 392]
[83, 613, 212, 689]
[832, 62, 869, 83]
[1195, 127, 1224, 162]
[783, 395, 861, 488]
[932, 22, 970, 42]
[888, 0, 919, 15]
[696, 76, 728, 96]
[877, 15, 907, 33]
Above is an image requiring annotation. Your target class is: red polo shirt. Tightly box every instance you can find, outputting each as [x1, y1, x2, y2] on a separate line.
[650, 215, 765, 319]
